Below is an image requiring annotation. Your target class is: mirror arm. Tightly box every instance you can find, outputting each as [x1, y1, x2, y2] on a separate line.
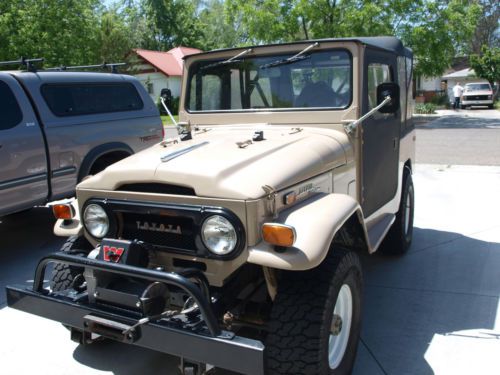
[343, 96, 392, 134]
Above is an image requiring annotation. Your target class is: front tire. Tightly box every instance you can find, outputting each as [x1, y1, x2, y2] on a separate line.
[265, 248, 363, 375]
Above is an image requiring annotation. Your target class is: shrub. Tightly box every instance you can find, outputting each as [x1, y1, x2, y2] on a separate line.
[415, 103, 437, 114]
[429, 93, 448, 106]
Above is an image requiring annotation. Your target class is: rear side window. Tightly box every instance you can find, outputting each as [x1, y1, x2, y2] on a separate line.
[41, 83, 144, 117]
[0, 80, 23, 130]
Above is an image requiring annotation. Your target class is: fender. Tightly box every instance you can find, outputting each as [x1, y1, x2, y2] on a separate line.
[247, 193, 370, 270]
[78, 142, 134, 182]
[52, 199, 84, 238]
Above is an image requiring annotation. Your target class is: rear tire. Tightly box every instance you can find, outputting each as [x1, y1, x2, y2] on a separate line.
[265, 248, 363, 375]
[50, 236, 91, 292]
[380, 169, 414, 254]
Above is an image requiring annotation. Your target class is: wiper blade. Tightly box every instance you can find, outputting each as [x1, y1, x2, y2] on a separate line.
[201, 48, 252, 71]
[260, 42, 319, 69]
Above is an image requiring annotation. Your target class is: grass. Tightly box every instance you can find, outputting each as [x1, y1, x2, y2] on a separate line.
[161, 115, 179, 125]
[494, 100, 500, 110]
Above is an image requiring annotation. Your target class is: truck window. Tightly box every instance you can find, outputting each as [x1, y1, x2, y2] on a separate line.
[367, 63, 392, 110]
[0, 81, 23, 130]
[186, 49, 352, 111]
[41, 83, 144, 117]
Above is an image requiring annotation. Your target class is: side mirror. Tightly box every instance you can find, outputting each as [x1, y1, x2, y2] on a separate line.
[160, 88, 172, 108]
[377, 82, 400, 113]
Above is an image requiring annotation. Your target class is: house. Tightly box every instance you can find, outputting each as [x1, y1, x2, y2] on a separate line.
[416, 57, 489, 103]
[129, 47, 202, 102]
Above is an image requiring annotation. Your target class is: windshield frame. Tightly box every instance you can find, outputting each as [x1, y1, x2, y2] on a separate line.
[184, 48, 353, 114]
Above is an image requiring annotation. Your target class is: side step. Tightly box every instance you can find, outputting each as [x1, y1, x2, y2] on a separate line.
[366, 213, 395, 252]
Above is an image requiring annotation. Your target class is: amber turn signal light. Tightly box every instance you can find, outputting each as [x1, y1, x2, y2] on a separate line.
[262, 223, 296, 247]
[52, 204, 75, 220]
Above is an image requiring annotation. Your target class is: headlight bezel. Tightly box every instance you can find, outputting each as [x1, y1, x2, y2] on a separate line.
[198, 209, 246, 259]
[201, 215, 238, 256]
[82, 201, 116, 239]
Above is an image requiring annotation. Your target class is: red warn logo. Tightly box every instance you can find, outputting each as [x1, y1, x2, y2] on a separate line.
[103, 245, 125, 262]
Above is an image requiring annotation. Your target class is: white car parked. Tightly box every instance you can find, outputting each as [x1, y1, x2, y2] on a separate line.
[461, 82, 494, 109]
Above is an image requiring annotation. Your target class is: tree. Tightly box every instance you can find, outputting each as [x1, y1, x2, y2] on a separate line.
[0, 0, 101, 67]
[470, 0, 499, 54]
[96, 9, 134, 63]
[225, 0, 482, 77]
[143, 0, 204, 50]
[470, 46, 500, 96]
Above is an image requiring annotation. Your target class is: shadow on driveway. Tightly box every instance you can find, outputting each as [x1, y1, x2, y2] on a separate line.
[418, 115, 500, 129]
[354, 226, 500, 375]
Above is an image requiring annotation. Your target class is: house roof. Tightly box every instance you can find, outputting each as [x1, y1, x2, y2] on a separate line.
[133, 47, 202, 76]
[442, 68, 476, 79]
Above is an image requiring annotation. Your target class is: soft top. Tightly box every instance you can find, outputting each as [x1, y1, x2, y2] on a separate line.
[184, 36, 412, 60]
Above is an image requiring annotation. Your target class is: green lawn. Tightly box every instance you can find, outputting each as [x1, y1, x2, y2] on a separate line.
[161, 115, 179, 125]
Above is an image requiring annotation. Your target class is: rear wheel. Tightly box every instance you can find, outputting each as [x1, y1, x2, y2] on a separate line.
[265, 248, 363, 375]
[50, 236, 91, 292]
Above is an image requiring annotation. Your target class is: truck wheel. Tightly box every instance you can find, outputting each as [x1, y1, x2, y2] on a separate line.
[265, 248, 362, 375]
[381, 170, 414, 254]
[51, 236, 91, 292]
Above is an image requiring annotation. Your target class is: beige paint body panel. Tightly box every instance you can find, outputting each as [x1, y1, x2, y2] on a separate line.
[247, 193, 367, 270]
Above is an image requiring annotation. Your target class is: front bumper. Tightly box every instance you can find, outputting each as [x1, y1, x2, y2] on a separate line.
[461, 99, 493, 106]
[5, 252, 264, 375]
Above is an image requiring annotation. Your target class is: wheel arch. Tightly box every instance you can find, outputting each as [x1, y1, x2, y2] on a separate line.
[78, 142, 133, 182]
[247, 193, 370, 271]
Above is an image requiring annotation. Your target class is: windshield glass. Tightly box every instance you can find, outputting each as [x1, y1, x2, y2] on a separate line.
[186, 49, 352, 112]
[465, 83, 490, 91]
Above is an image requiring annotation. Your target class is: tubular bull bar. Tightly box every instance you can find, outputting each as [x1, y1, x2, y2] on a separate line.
[5, 252, 265, 375]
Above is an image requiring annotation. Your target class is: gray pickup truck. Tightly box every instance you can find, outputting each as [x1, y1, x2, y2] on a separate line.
[0, 69, 163, 217]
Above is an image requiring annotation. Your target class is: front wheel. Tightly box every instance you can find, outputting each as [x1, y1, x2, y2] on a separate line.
[265, 248, 363, 375]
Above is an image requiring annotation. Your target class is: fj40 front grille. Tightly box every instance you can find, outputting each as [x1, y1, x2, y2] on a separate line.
[82, 199, 246, 259]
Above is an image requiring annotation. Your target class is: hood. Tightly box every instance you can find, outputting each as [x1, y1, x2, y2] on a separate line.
[78, 125, 349, 200]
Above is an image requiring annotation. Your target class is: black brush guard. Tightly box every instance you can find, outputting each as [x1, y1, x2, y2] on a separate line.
[5, 252, 264, 375]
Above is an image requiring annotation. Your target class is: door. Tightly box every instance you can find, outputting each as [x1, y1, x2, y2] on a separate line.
[361, 49, 400, 217]
[0, 75, 48, 216]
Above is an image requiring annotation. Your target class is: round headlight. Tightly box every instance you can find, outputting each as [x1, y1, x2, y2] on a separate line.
[201, 215, 237, 255]
[83, 204, 109, 238]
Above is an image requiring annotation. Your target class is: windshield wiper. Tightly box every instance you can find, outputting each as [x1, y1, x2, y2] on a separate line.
[201, 48, 253, 71]
[260, 42, 319, 69]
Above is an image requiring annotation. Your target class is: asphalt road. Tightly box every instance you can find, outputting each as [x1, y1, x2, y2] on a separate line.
[416, 109, 500, 165]
[1, 110, 500, 375]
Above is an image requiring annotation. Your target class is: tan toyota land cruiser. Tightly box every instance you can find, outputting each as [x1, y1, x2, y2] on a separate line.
[7, 37, 415, 375]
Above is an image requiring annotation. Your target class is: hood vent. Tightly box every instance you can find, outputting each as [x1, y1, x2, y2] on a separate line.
[117, 183, 195, 196]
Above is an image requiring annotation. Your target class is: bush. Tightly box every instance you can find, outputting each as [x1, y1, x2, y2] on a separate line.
[429, 93, 449, 106]
[414, 103, 437, 114]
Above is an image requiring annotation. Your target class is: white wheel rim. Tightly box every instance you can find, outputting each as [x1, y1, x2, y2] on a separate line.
[328, 284, 353, 369]
[404, 189, 411, 235]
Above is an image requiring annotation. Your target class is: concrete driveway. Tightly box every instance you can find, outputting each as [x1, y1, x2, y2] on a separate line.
[1, 164, 500, 375]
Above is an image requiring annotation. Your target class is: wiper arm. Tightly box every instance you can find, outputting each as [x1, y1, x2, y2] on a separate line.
[260, 42, 319, 69]
[201, 48, 252, 71]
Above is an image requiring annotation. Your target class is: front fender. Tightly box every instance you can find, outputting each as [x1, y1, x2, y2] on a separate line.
[247, 193, 368, 270]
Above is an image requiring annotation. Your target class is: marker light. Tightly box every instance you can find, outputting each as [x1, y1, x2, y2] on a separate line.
[262, 223, 296, 247]
[52, 204, 75, 220]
